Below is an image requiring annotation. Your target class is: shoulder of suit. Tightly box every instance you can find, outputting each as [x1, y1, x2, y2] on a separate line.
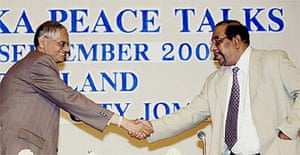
[206, 67, 228, 82]
[252, 48, 287, 56]
[252, 48, 287, 60]
[30, 51, 57, 67]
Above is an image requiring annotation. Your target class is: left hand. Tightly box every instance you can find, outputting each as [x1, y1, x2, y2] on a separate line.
[278, 130, 292, 140]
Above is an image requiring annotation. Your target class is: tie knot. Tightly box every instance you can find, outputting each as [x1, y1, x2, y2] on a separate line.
[232, 67, 239, 73]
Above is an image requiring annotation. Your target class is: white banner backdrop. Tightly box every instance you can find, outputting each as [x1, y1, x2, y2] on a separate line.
[1, 0, 299, 155]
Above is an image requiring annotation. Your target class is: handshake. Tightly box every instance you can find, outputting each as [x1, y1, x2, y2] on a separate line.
[71, 114, 154, 140]
[121, 118, 154, 140]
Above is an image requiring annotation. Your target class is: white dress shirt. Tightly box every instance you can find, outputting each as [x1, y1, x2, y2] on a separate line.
[223, 47, 261, 155]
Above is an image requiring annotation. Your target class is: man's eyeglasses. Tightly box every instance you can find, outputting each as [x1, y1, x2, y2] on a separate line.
[44, 36, 69, 49]
[210, 36, 227, 46]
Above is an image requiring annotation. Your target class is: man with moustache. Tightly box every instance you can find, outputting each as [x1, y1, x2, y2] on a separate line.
[133, 20, 300, 155]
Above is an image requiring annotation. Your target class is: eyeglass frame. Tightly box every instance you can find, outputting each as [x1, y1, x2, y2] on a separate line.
[210, 36, 228, 46]
[44, 35, 70, 49]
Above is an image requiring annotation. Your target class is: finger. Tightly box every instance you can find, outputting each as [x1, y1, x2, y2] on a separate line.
[133, 133, 143, 139]
[134, 119, 144, 124]
[141, 125, 153, 134]
[137, 133, 146, 140]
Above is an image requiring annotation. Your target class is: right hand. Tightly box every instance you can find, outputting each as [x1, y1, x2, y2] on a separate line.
[129, 119, 153, 139]
[121, 118, 153, 140]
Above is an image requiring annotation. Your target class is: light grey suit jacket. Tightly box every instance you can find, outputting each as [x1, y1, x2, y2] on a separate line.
[149, 48, 300, 155]
[0, 51, 114, 154]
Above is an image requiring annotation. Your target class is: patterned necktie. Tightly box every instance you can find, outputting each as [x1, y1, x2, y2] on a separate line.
[225, 67, 240, 150]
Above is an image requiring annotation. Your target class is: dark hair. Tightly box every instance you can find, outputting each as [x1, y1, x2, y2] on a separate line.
[33, 20, 66, 47]
[216, 20, 250, 45]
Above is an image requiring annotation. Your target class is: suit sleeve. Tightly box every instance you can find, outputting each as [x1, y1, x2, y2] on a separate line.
[29, 55, 113, 131]
[149, 78, 211, 142]
[277, 51, 300, 139]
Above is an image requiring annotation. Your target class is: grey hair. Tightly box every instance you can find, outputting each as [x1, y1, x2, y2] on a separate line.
[33, 20, 66, 47]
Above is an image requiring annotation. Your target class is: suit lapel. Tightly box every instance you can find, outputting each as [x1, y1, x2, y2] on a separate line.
[215, 68, 230, 111]
[249, 49, 262, 104]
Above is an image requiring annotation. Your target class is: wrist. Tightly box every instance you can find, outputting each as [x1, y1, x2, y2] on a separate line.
[107, 114, 122, 126]
[120, 117, 129, 129]
[118, 116, 123, 127]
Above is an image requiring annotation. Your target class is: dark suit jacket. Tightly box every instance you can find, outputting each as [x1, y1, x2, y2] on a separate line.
[0, 51, 114, 154]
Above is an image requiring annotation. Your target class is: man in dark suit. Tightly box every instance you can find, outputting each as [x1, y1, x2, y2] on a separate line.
[133, 20, 300, 155]
[0, 20, 149, 155]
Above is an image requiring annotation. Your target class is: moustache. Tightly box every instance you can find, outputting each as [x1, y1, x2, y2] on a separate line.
[213, 51, 226, 66]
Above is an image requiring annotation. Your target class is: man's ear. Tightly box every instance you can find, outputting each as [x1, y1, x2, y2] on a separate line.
[38, 36, 47, 48]
[232, 35, 242, 48]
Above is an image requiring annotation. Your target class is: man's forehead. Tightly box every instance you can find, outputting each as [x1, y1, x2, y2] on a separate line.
[212, 25, 226, 38]
[55, 29, 69, 39]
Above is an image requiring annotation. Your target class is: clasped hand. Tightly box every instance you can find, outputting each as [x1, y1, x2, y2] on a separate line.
[123, 119, 153, 140]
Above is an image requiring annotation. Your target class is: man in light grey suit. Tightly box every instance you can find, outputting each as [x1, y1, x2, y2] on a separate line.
[133, 20, 300, 155]
[0, 21, 149, 155]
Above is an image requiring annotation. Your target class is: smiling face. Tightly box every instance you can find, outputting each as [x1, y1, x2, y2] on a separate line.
[210, 24, 241, 66]
[38, 28, 70, 63]
[210, 24, 236, 66]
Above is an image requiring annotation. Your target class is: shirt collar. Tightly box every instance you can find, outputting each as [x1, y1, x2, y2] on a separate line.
[234, 46, 251, 73]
